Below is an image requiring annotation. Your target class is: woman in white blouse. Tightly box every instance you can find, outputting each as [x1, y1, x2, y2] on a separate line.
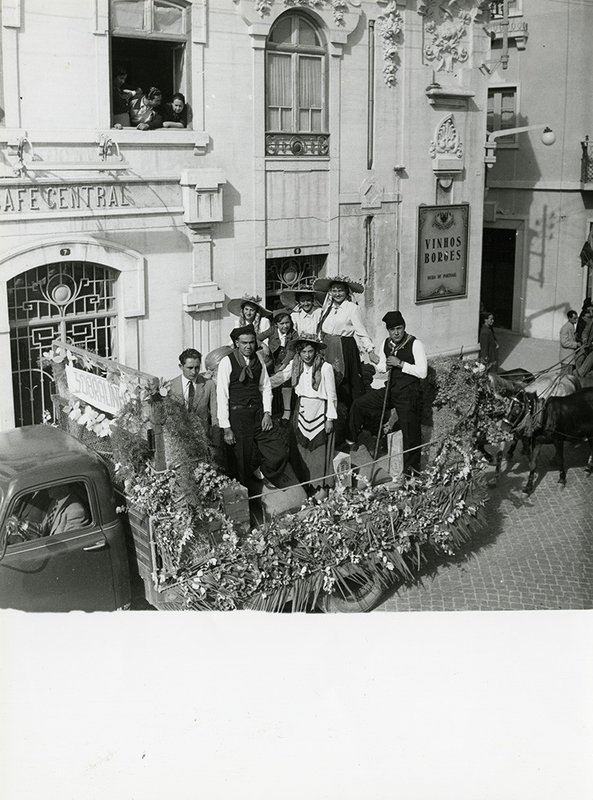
[313, 276, 379, 439]
[271, 334, 337, 499]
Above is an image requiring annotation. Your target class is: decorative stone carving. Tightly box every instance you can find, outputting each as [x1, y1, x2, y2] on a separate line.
[254, 0, 359, 26]
[419, 0, 482, 73]
[359, 177, 383, 209]
[376, 1, 404, 87]
[265, 133, 329, 156]
[179, 169, 225, 227]
[430, 114, 464, 178]
[430, 114, 463, 160]
[234, 0, 362, 52]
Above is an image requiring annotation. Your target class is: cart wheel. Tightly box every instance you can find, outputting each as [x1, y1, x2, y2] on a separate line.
[319, 569, 385, 613]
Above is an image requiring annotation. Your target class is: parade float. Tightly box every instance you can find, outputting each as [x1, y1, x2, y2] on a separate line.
[42, 341, 508, 612]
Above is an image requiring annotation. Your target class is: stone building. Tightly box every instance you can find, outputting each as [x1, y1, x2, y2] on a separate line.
[482, 0, 593, 338]
[0, 0, 501, 431]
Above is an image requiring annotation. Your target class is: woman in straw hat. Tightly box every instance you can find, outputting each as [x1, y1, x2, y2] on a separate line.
[271, 333, 337, 500]
[227, 294, 272, 339]
[313, 276, 379, 440]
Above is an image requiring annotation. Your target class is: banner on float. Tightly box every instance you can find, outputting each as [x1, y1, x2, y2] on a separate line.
[65, 365, 122, 415]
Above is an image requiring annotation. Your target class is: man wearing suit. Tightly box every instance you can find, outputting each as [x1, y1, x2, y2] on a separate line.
[44, 484, 91, 537]
[170, 347, 222, 465]
[169, 348, 218, 428]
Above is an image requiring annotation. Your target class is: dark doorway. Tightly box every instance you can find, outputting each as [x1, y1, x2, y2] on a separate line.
[481, 227, 516, 330]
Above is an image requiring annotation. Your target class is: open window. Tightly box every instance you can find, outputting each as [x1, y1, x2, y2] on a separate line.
[110, 0, 191, 128]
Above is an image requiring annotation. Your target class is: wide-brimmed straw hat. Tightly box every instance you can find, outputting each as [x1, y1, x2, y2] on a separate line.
[279, 289, 325, 310]
[313, 275, 364, 294]
[289, 333, 327, 351]
[227, 293, 272, 318]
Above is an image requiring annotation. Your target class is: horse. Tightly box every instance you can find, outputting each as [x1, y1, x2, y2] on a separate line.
[498, 382, 593, 494]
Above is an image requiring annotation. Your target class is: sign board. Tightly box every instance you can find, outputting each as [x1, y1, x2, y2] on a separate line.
[416, 203, 469, 303]
[66, 365, 122, 415]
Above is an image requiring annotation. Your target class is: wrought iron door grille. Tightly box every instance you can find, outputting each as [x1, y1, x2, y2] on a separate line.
[8, 261, 117, 427]
[265, 254, 326, 310]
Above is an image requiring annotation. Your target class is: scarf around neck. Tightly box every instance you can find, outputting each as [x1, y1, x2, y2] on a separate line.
[291, 351, 325, 391]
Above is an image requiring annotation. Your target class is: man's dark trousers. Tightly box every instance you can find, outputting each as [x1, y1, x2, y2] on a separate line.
[227, 403, 287, 487]
[349, 385, 422, 475]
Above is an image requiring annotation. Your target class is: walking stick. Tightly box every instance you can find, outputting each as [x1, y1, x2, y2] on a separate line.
[369, 368, 392, 484]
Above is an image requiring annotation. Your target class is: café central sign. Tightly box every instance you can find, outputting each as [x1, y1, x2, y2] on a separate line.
[0, 183, 132, 214]
[416, 203, 469, 303]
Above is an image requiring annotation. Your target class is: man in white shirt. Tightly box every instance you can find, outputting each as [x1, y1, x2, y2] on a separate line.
[349, 311, 427, 475]
[217, 324, 288, 488]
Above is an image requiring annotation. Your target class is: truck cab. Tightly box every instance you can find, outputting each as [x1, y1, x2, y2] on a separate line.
[0, 425, 131, 612]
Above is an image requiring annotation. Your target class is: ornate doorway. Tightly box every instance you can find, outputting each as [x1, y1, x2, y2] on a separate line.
[8, 261, 118, 426]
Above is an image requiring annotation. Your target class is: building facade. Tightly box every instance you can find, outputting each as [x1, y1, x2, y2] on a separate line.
[1, 0, 501, 432]
[482, 0, 593, 338]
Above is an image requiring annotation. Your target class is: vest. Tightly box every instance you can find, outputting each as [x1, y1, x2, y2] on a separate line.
[384, 335, 419, 394]
[229, 350, 263, 406]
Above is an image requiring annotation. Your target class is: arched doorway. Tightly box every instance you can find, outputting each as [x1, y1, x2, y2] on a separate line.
[8, 261, 118, 426]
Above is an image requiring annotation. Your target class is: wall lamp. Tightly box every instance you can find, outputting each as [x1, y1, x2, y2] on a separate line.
[484, 124, 556, 168]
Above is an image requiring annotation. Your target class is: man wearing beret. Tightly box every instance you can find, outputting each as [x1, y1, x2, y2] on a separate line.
[349, 310, 427, 476]
[216, 323, 288, 488]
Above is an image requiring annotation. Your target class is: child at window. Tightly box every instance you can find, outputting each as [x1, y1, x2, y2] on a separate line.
[128, 86, 164, 130]
[162, 92, 188, 129]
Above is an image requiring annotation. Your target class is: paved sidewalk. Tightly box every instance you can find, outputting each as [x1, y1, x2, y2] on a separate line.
[376, 329, 593, 612]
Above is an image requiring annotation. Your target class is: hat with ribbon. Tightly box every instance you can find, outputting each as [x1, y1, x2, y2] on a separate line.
[313, 275, 364, 295]
[230, 323, 257, 341]
[227, 294, 272, 319]
[279, 289, 325, 310]
[382, 310, 406, 329]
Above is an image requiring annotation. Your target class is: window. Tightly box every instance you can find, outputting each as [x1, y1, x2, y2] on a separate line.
[7, 482, 93, 545]
[265, 13, 328, 156]
[110, 0, 190, 128]
[489, 1, 521, 18]
[487, 87, 517, 146]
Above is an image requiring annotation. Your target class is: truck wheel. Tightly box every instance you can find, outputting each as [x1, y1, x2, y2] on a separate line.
[319, 568, 385, 613]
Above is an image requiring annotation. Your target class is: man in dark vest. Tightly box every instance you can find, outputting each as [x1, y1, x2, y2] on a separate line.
[216, 324, 288, 488]
[349, 310, 427, 475]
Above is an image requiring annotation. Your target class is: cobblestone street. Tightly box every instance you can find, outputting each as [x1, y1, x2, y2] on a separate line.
[377, 442, 593, 612]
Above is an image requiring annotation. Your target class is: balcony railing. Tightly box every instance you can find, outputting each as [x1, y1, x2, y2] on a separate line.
[582, 136, 593, 186]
